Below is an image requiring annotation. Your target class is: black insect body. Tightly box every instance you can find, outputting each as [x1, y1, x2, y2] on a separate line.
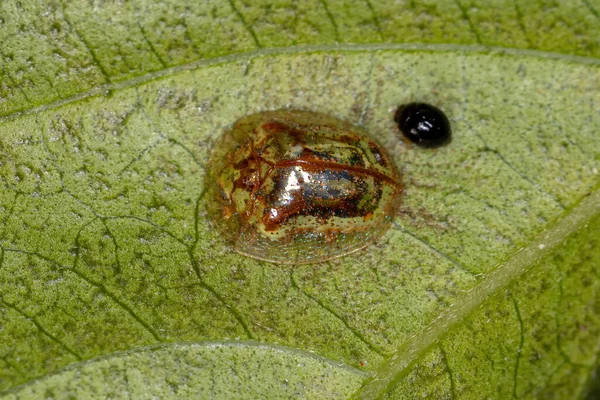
[394, 103, 452, 148]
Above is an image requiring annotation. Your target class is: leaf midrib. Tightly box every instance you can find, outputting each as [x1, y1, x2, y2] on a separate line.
[1, 43, 599, 125]
[355, 186, 600, 399]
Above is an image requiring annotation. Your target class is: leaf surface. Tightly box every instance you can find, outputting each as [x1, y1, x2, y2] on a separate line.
[2, 342, 365, 399]
[0, 1, 599, 398]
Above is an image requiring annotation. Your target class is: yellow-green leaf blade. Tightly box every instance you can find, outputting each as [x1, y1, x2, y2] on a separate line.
[0, 1, 599, 398]
[2, 342, 365, 399]
[1, 0, 598, 117]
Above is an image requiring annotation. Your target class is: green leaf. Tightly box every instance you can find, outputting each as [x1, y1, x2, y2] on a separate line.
[1, 342, 365, 399]
[0, 1, 599, 398]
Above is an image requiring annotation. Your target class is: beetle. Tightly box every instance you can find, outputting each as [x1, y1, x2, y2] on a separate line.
[394, 102, 452, 148]
[206, 109, 403, 264]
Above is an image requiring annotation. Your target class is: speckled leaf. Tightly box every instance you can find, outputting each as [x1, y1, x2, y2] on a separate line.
[1, 342, 365, 399]
[0, 1, 599, 399]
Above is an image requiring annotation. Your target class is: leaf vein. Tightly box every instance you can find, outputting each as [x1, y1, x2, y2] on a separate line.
[2, 43, 599, 125]
[512, 0, 535, 48]
[359, 53, 376, 125]
[511, 295, 524, 399]
[364, 0, 385, 41]
[67, 230, 166, 342]
[459, 56, 566, 209]
[58, 1, 111, 83]
[133, 12, 168, 69]
[453, 0, 482, 44]
[5, 227, 165, 344]
[187, 253, 255, 340]
[0, 290, 83, 361]
[354, 187, 600, 399]
[393, 222, 477, 276]
[227, 0, 262, 48]
[289, 270, 387, 357]
[439, 344, 458, 400]
[582, 0, 600, 21]
[319, 0, 340, 42]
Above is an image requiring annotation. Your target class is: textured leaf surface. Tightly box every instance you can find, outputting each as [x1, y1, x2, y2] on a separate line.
[2, 342, 365, 399]
[0, 1, 599, 399]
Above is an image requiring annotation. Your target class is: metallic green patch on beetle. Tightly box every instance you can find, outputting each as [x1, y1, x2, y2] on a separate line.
[206, 109, 403, 264]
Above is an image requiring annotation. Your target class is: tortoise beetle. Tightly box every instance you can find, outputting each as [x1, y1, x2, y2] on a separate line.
[206, 109, 403, 264]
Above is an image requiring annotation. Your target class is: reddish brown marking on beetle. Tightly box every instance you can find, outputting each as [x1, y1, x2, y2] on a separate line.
[261, 121, 308, 145]
[233, 137, 399, 231]
[235, 134, 400, 230]
[260, 121, 289, 133]
[222, 205, 235, 219]
[232, 171, 257, 193]
[262, 197, 307, 231]
[262, 184, 377, 231]
[244, 138, 266, 219]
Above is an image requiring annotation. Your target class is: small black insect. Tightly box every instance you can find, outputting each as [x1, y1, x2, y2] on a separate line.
[394, 103, 451, 148]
